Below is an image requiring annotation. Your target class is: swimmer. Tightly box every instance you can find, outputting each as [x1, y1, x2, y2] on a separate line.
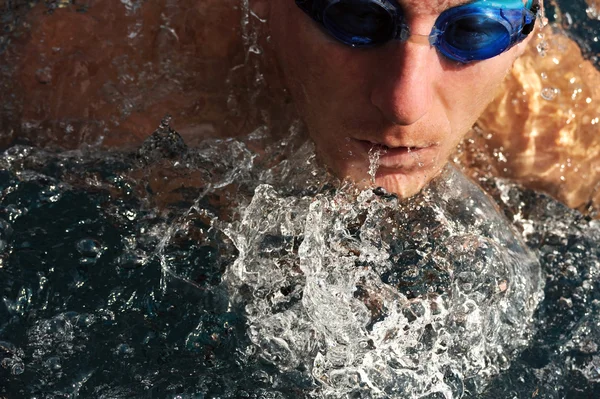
[251, 0, 540, 197]
[5, 0, 600, 209]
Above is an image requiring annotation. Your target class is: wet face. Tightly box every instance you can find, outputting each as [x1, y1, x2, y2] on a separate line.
[260, 0, 535, 197]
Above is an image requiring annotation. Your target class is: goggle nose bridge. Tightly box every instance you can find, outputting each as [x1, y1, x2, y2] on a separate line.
[393, 17, 444, 47]
[389, 17, 449, 48]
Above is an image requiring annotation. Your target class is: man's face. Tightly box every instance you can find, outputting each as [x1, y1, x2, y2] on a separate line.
[265, 0, 534, 197]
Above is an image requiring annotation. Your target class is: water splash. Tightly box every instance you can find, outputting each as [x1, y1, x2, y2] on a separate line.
[368, 146, 386, 184]
[223, 160, 544, 398]
[5, 127, 600, 398]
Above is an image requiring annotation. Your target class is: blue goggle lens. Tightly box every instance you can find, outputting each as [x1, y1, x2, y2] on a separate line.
[438, 14, 512, 61]
[431, 5, 533, 62]
[443, 16, 510, 51]
[323, 1, 394, 46]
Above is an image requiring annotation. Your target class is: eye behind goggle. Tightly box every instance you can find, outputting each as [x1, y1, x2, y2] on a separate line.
[322, 0, 396, 47]
[433, 8, 530, 63]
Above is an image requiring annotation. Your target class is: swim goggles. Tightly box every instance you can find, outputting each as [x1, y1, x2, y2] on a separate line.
[295, 0, 540, 63]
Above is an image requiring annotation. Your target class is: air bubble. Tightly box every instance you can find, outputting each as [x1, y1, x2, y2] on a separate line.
[76, 238, 104, 265]
[115, 343, 135, 356]
[541, 87, 561, 101]
[76, 238, 102, 257]
[1, 356, 25, 375]
[537, 40, 550, 57]
[11, 361, 24, 375]
[44, 356, 62, 370]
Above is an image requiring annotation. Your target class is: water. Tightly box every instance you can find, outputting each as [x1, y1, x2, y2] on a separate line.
[1, 0, 600, 398]
[0, 120, 598, 398]
[546, 0, 600, 67]
[368, 146, 386, 184]
[224, 161, 543, 397]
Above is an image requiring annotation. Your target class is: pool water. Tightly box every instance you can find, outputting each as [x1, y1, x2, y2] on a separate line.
[0, 119, 598, 398]
[1, 1, 600, 398]
[546, 0, 600, 66]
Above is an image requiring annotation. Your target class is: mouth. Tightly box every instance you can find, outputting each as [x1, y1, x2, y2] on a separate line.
[355, 140, 438, 170]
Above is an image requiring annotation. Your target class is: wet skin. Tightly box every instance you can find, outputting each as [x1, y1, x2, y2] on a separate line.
[255, 0, 536, 197]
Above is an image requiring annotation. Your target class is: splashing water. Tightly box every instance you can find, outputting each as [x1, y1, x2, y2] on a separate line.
[368, 146, 387, 184]
[3, 123, 600, 398]
[407, 146, 426, 168]
[220, 136, 544, 397]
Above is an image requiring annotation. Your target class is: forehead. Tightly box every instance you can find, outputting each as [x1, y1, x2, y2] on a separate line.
[397, 0, 470, 15]
[398, 0, 530, 15]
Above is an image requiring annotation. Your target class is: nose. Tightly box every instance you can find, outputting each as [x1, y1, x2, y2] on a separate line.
[370, 40, 440, 126]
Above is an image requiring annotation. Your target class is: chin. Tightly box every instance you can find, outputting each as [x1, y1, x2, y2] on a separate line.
[374, 167, 445, 198]
[327, 147, 446, 196]
[333, 161, 445, 198]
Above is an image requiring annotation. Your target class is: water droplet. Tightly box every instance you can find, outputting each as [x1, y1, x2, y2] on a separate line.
[115, 343, 135, 356]
[123, 209, 137, 221]
[76, 238, 103, 258]
[35, 67, 53, 84]
[160, 114, 172, 128]
[11, 361, 24, 375]
[537, 40, 549, 57]
[368, 145, 386, 184]
[76, 238, 104, 266]
[541, 87, 560, 101]
[118, 250, 148, 270]
[44, 356, 62, 370]
[563, 12, 573, 28]
[248, 44, 262, 55]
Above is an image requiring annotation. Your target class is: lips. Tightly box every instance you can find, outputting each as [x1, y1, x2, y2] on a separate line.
[355, 139, 438, 170]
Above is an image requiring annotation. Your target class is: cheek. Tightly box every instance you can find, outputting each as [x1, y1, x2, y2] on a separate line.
[268, 4, 370, 108]
[283, 40, 363, 102]
[441, 57, 515, 130]
[275, 39, 372, 143]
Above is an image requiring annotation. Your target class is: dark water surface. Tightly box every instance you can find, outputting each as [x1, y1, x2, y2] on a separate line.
[0, 122, 598, 398]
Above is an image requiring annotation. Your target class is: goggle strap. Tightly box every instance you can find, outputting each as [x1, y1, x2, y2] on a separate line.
[521, 0, 540, 36]
[296, 0, 319, 21]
